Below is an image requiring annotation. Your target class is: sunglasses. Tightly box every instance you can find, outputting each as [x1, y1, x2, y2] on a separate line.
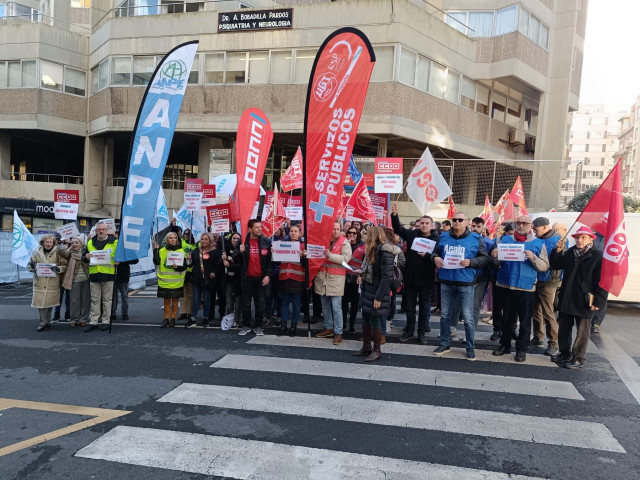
[347, 231, 357, 235]
[451, 218, 466, 223]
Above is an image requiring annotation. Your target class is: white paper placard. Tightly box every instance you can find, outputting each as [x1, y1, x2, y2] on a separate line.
[306, 244, 326, 259]
[442, 250, 465, 269]
[210, 219, 230, 234]
[184, 192, 203, 211]
[99, 218, 116, 235]
[285, 206, 303, 221]
[498, 243, 526, 261]
[54, 202, 79, 220]
[36, 263, 58, 277]
[411, 237, 436, 254]
[89, 248, 112, 265]
[272, 241, 301, 262]
[57, 222, 80, 240]
[166, 251, 185, 267]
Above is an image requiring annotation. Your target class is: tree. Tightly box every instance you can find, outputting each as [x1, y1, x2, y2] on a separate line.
[567, 186, 640, 212]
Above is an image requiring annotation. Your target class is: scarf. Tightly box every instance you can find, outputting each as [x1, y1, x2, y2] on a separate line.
[62, 250, 82, 290]
[514, 232, 528, 243]
[575, 243, 592, 258]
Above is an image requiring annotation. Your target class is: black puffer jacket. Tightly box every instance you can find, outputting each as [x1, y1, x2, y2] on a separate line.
[190, 247, 222, 289]
[360, 244, 397, 317]
[391, 214, 438, 287]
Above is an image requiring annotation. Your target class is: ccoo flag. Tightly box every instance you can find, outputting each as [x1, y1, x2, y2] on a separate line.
[11, 210, 39, 268]
[280, 147, 304, 192]
[406, 147, 452, 215]
[116, 41, 198, 262]
[303, 27, 375, 285]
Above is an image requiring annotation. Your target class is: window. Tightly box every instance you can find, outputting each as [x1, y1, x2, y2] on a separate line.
[446, 12, 467, 34]
[468, 11, 494, 37]
[572, 144, 587, 152]
[133, 56, 155, 85]
[111, 56, 131, 86]
[247, 51, 268, 84]
[460, 76, 475, 110]
[444, 70, 459, 104]
[91, 59, 109, 94]
[429, 62, 446, 98]
[188, 53, 199, 84]
[415, 56, 429, 93]
[41, 61, 63, 91]
[525, 108, 538, 134]
[476, 84, 489, 115]
[22, 60, 37, 87]
[0, 3, 5, 17]
[491, 93, 506, 122]
[225, 52, 246, 84]
[64, 67, 86, 96]
[7, 61, 20, 87]
[495, 6, 517, 35]
[399, 48, 416, 86]
[539, 24, 549, 49]
[506, 98, 521, 126]
[518, 9, 530, 36]
[270, 51, 292, 84]
[0, 62, 5, 88]
[71, 0, 91, 7]
[294, 49, 317, 83]
[370, 46, 393, 82]
[204, 53, 224, 84]
[529, 15, 540, 44]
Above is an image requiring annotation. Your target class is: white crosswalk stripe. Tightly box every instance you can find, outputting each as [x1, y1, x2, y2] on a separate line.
[76, 425, 547, 480]
[211, 354, 584, 400]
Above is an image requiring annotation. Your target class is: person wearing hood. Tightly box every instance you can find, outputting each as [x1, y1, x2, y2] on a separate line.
[82, 221, 118, 332]
[432, 212, 489, 361]
[490, 215, 549, 362]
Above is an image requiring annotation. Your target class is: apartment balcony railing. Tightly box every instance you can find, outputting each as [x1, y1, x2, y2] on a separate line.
[6, 172, 84, 184]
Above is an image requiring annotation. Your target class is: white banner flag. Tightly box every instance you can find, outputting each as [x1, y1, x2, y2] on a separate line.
[406, 147, 452, 215]
[11, 210, 39, 268]
[155, 186, 170, 232]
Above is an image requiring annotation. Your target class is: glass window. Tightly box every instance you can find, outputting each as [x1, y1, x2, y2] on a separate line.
[188, 53, 199, 84]
[22, 61, 37, 87]
[529, 15, 540, 44]
[370, 46, 393, 82]
[98, 59, 109, 91]
[64, 67, 86, 96]
[91, 66, 99, 94]
[132, 56, 155, 85]
[294, 49, 317, 83]
[270, 50, 291, 84]
[225, 52, 246, 84]
[398, 48, 416, 86]
[495, 6, 517, 35]
[41, 61, 63, 91]
[415, 55, 430, 93]
[518, 9, 530, 36]
[506, 98, 521, 126]
[539, 24, 549, 49]
[446, 11, 467, 34]
[204, 53, 224, 84]
[461, 76, 475, 110]
[572, 144, 586, 152]
[111, 56, 131, 86]
[525, 108, 538, 134]
[429, 62, 446, 98]
[468, 11, 494, 37]
[0, 3, 5, 17]
[491, 93, 506, 122]
[248, 51, 268, 84]
[0, 62, 6, 88]
[445, 70, 459, 103]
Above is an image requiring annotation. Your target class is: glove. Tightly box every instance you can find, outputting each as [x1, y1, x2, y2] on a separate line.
[51, 266, 61, 273]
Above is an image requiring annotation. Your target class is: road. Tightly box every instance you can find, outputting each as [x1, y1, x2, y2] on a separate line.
[1, 282, 640, 479]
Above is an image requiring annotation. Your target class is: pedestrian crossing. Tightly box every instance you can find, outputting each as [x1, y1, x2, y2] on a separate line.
[74, 332, 629, 478]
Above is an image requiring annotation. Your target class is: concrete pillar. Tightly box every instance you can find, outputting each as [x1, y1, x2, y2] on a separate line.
[83, 136, 105, 212]
[0, 133, 10, 181]
[377, 138, 388, 158]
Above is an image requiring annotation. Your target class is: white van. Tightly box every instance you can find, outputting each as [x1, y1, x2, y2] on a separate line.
[530, 212, 639, 304]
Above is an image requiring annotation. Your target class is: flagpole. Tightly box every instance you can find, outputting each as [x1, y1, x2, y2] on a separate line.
[301, 143, 311, 340]
[394, 177, 409, 204]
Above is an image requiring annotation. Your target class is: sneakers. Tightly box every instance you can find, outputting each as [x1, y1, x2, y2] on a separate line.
[466, 348, 476, 361]
[433, 345, 451, 356]
[490, 331, 501, 341]
[529, 337, 544, 347]
[450, 327, 457, 338]
[185, 319, 196, 328]
[544, 344, 559, 356]
[238, 327, 251, 336]
[515, 351, 526, 362]
[417, 334, 428, 345]
[253, 327, 264, 336]
[562, 359, 585, 369]
[399, 331, 413, 342]
[591, 324, 600, 334]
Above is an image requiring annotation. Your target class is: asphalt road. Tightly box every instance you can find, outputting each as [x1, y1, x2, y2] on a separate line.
[1, 283, 640, 479]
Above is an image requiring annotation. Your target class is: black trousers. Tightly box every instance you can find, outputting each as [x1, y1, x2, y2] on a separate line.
[491, 280, 504, 333]
[342, 281, 360, 329]
[241, 276, 266, 329]
[499, 287, 534, 353]
[404, 284, 432, 336]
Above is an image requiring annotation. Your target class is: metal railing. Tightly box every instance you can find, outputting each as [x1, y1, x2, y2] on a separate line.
[5, 172, 84, 184]
[0, 13, 91, 31]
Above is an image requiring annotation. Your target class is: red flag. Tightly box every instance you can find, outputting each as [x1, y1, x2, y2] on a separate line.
[234, 108, 273, 236]
[447, 197, 457, 219]
[346, 177, 377, 225]
[304, 28, 375, 284]
[510, 176, 528, 215]
[261, 184, 287, 238]
[280, 147, 303, 192]
[597, 162, 628, 296]
[575, 162, 620, 236]
[479, 195, 496, 233]
[494, 190, 509, 216]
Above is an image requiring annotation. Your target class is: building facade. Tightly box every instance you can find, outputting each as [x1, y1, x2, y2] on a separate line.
[0, 0, 587, 231]
[616, 97, 640, 196]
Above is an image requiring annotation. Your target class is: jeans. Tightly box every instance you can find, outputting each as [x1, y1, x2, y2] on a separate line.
[499, 287, 535, 353]
[404, 284, 432, 336]
[439, 283, 475, 350]
[473, 281, 487, 326]
[241, 276, 266, 329]
[280, 292, 301, 325]
[111, 281, 129, 317]
[225, 280, 242, 322]
[321, 295, 343, 335]
[191, 283, 211, 320]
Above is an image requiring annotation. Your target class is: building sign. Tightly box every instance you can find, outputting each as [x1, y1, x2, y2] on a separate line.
[218, 8, 293, 32]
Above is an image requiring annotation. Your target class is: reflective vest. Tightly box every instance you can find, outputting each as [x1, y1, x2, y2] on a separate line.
[348, 243, 365, 270]
[182, 239, 195, 273]
[320, 235, 347, 276]
[157, 247, 186, 289]
[87, 238, 117, 276]
[279, 243, 305, 282]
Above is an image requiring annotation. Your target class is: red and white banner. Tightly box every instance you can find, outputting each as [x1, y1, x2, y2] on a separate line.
[344, 172, 374, 187]
[185, 178, 204, 192]
[509, 176, 528, 216]
[281, 147, 303, 192]
[54, 189, 80, 220]
[262, 190, 289, 221]
[374, 157, 403, 193]
[206, 204, 230, 234]
[369, 192, 388, 222]
[303, 27, 375, 280]
[201, 184, 217, 209]
[447, 197, 457, 219]
[479, 195, 496, 234]
[346, 177, 377, 225]
[575, 164, 618, 236]
[406, 147, 452, 215]
[286, 195, 303, 221]
[234, 108, 273, 236]
[262, 184, 287, 238]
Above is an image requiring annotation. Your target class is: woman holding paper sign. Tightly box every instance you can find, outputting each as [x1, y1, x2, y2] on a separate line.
[277, 224, 307, 337]
[27, 234, 68, 332]
[153, 232, 188, 328]
[59, 236, 90, 327]
[186, 233, 221, 328]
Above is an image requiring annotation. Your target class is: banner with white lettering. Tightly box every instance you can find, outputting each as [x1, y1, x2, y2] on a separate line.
[374, 157, 403, 193]
[303, 27, 375, 285]
[54, 189, 80, 220]
[206, 205, 231, 234]
[115, 41, 199, 262]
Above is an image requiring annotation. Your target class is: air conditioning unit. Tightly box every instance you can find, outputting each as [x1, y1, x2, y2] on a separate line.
[509, 127, 526, 144]
[524, 135, 536, 154]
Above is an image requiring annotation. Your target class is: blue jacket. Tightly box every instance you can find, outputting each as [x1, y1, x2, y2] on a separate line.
[433, 229, 489, 286]
[495, 233, 549, 291]
[536, 230, 561, 282]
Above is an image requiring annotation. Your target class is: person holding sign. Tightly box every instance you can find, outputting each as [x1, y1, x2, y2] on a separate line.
[27, 235, 68, 332]
[59, 236, 90, 328]
[153, 232, 188, 328]
[432, 213, 489, 361]
[186, 233, 221, 328]
[490, 215, 549, 363]
[342, 227, 365, 335]
[277, 225, 307, 337]
[82, 221, 118, 333]
[391, 204, 439, 344]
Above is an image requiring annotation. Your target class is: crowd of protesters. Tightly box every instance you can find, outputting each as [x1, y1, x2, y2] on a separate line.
[27, 208, 608, 369]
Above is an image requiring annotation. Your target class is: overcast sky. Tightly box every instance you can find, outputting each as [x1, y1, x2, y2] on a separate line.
[579, 0, 640, 114]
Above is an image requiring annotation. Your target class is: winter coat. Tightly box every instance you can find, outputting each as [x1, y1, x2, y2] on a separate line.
[190, 247, 222, 289]
[313, 236, 352, 297]
[550, 245, 607, 319]
[27, 247, 68, 309]
[115, 259, 139, 283]
[360, 244, 396, 317]
[391, 213, 438, 287]
[225, 243, 242, 293]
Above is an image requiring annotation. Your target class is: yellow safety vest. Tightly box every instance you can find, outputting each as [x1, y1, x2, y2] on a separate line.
[87, 238, 117, 276]
[157, 247, 186, 289]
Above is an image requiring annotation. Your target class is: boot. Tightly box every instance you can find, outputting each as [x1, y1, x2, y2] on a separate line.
[161, 319, 169, 328]
[277, 323, 288, 336]
[353, 324, 372, 357]
[288, 324, 297, 337]
[169, 318, 176, 327]
[365, 329, 383, 362]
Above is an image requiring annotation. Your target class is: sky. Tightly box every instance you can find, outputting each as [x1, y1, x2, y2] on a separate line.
[579, 0, 640, 114]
